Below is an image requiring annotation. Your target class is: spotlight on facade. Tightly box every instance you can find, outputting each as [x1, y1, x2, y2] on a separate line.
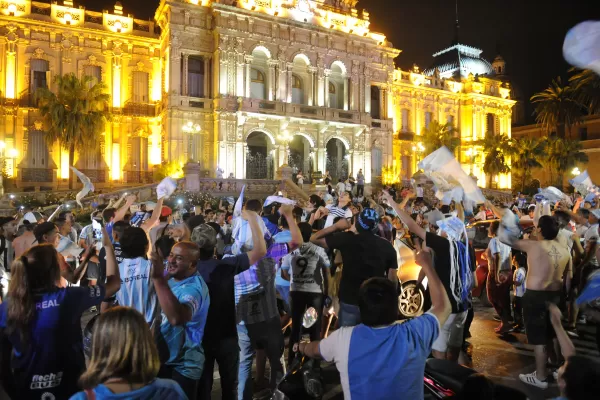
[64, 12, 72, 25]
[114, 20, 122, 33]
[8, 3, 16, 16]
[572, 167, 581, 176]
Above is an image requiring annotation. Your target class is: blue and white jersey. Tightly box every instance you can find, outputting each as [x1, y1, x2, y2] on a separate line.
[116, 257, 160, 327]
[0, 286, 105, 399]
[69, 378, 187, 400]
[319, 312, 440, 400]
[159, 273, 210, 380]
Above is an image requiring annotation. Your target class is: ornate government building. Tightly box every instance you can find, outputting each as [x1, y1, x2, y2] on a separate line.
[0, 0, 515, 191]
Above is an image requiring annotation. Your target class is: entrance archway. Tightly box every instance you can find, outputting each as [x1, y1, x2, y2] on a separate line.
[288, 135, 312, 183]
[326, 138, 348, 182]
[246, 131, 274, 179]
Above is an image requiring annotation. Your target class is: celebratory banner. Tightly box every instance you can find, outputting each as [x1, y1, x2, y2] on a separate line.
[156, 177, 177, 200]
[537, 186, 573, 206]
[418, 146, 486, 205]
[570, 170, 599, 198]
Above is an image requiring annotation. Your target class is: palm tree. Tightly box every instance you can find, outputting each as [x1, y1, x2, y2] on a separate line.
[474, 131, 513, 188]
[420, 120, 461, 156]
[545, 137, 588, 188]
[531, 77, 583, 138]
[570, 68, 600, 115]
[511, 136, 546, 192]
[35, 73, 110, 189]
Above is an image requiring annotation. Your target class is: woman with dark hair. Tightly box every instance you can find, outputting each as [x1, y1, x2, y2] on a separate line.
[0, 224, 120, 399]
[71, 307, 187, 399]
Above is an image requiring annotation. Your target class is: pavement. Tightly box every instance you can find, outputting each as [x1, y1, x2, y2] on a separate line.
[80, 298, 599, 400]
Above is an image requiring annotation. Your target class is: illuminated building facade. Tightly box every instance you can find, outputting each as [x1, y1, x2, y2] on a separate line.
[0, 0, 515, 190]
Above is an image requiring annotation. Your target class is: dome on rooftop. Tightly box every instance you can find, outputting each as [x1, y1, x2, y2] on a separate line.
[424, 44, 494, 80]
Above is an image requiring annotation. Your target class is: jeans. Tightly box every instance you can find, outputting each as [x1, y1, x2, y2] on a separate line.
[198, 336, 239, 400]
[338, 302, 361, 327]
[288, 291, 323, 366]
[356, 184, 364, 197]
[237, 318, 284, 400]
[159, 365, 199, 400]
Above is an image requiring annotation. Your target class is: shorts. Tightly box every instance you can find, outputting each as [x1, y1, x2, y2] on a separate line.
[86, 261, 100, 280]
[432, 310, 468, 352]
[523, 289, 561, 345]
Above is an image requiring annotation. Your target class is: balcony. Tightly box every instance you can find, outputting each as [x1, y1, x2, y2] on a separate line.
[116, 102, 160, 117]
[125, 171, 154, 184]
[21, 168, 55, 183]
[397, 132, 415, 141]
[370, 119, 393, 130]
[237, 98, 367, 124]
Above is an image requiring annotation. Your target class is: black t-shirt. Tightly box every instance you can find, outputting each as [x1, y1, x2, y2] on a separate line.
[197, 254, 251, 342]
[425, 232, 476, 313]
[98, 242, 123, 285]
[325, 231, 398, 306]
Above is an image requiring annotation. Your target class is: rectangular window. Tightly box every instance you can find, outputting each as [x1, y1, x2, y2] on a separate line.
[83, 65, 102, 87]
[370, 86, 381, 119]
[447, 115, 455, 126]
[425, 111, 432, 129]
[188, 56, 204, 98]
[401, 109, 410, 132]
[30, 59, 50, 96]
[132, 71, 149, 103]
[580, 127, 588, 141]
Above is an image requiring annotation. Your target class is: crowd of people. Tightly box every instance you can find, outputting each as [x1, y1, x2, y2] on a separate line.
[0, 176, 599, 400]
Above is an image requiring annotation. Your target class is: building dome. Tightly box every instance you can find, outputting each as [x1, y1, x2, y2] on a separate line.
[424, 44, 494, 80]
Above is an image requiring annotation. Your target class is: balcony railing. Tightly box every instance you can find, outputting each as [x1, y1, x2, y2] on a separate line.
[21, 168, 55, 183]
[125, 170, 154, 184]
[397, 132, 415, 141]
[117, 102, 159, 117]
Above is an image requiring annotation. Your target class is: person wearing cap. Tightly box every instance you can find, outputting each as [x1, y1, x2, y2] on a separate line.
[520, 204, 536, 221]
[0, 217, 18, 299]
[150, 205, 173, 254]
[195, 213, 267, 400]
[310, 207, 398, 327]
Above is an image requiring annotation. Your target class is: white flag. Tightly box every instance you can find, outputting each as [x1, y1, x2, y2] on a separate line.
[70, 166, 95, 208]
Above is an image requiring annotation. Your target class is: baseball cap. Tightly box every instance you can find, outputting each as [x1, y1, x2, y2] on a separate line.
[357, 208, 379, 231]
[161, 206, 173, 217]
[191, 224, 217, 250]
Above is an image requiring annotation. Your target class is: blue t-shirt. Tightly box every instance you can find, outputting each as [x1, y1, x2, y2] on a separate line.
[116, 257, 160, 328]
[0, 286, 106, 399]
[69, 378, 188, 399]
[159, 273, 210, 380]
[319, 312, 440, 400]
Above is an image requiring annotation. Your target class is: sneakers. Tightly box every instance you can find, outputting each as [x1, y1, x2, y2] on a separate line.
[552, 369, 559, 380]
[519, 371, 549, 389]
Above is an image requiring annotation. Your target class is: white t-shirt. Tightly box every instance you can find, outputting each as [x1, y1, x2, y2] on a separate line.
[488, 237, 511, 271]
[325, 205, 353, 228]
[281, 243, 330, 293]
[557, 229, 575, 253]
[514, 267, 527, 297]
[474, 210, 487, 221]
[416, 187, 424, 197]
[297, 174, 304, 185]
[336, 182, 346, 195]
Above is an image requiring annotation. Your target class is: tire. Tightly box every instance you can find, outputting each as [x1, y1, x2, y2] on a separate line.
[398, 282, 425, 318]
[478, 281, 492, 307]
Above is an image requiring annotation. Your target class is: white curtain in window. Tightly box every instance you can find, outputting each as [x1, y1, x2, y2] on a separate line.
[401, 109, 409, 131]
[30, 59, 49, 92]
[188, 57, 204, 97]
[132, 71, 149, 103]
[84, 65, 102, 86]
[447, 115, 455, 126]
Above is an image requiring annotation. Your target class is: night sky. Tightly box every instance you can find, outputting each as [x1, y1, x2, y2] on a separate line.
[85, 0, 600, 124]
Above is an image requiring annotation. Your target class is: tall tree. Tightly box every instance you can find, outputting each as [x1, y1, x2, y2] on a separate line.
[531, 77, 583, 138]
[35, 73, 110, 189]
[545, 136, 588, 188]
[474, 131, 513, 188]
[511, 136, 546, 192]
[570, 68, 600, 116]
[420, 120, 460, 156]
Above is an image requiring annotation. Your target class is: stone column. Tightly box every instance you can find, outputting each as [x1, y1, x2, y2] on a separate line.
[307, 67, 316, 106]
[268, 60, 277, 101]
[182, 53, 189, 96]
[364, 74, 371, 114]
[317, 68, 325, 107]
[324, 70, 330, 108]
[203, 56, 210, 98]
[218, 45, 228, 96]
[286, 63, 294, 103]
[244, 56, 252, 98]
[236, 141, 245, 179]
[184, 162, 201, 192]
[236, 54, 245, 97]
[343, 76, 349, 111]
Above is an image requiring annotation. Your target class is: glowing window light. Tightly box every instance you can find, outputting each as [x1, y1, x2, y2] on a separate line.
[64, 12, 72, 25]
[5, 52, 15, 99]
[60, 149, 69, 179]
[111, 143, 121, 180]
[7, 3, 16, 16]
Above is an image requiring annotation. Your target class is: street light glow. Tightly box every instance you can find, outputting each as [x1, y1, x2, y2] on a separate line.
[572, 167, 581, 176]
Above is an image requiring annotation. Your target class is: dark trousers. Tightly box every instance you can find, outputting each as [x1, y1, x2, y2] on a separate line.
[356, 184, 364, 197]
[159, 365, 198, 400]
[487, 272, 512, 321]
[198, 336, 239, 400]
[513, 296, 524, 325]
[463, 305, 474, 342]
[288, 291, 323, 366]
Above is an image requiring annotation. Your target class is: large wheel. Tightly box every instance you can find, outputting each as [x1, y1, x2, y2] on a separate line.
[398, 282, 424, 318]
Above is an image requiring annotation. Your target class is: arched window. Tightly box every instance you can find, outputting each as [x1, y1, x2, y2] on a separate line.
[328, 81, 336, 94]
[292, 74, 304, 104]
[250, 68, 266, 99]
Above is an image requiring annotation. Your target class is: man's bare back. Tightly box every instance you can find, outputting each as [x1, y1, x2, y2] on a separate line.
[13, 231, 36, 259]
[525, 239, 571, 291]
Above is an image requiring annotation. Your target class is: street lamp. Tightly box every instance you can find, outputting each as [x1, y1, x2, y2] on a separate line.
[182, 121, 201, 162]
[466, 148, 478, 175]
[0, 141, 18, 196]
[277, 130, 293, 164]
[572, 167, 581, 176]
[412, 142, 425, 167]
